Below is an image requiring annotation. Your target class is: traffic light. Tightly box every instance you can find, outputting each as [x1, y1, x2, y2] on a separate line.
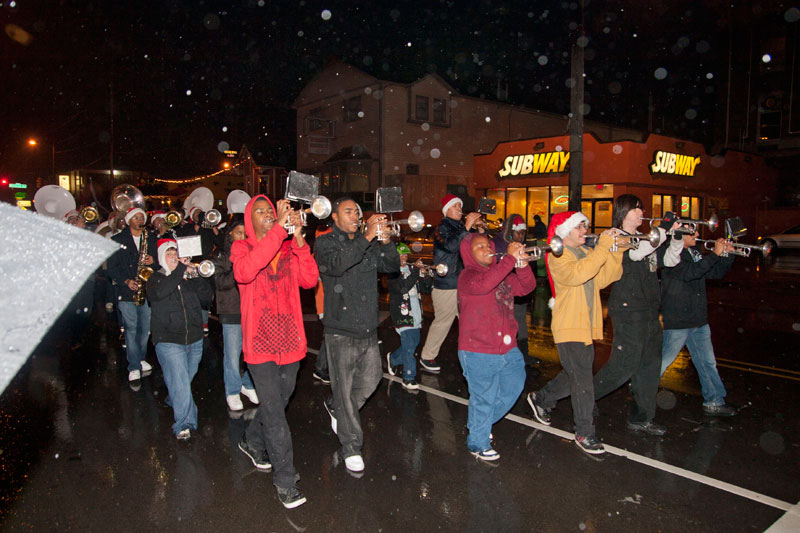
[0, 178, 8, 187]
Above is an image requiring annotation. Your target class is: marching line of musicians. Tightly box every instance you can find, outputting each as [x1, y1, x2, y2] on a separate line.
[51, 186, 762, 510]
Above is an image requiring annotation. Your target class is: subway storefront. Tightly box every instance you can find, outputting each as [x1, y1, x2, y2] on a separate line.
[472, 133, 777, 236]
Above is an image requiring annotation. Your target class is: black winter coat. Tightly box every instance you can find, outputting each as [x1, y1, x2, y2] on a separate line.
[107, 228, 159, 302]
[660, 247, 733, 330]
[146, 263, 213, 345]
[314, 225, 400, 338]
[432, 217, 468, 290]
[212, 240, 241, 324]
[388, 266, 432, 328]
[607, 250, 668, 321]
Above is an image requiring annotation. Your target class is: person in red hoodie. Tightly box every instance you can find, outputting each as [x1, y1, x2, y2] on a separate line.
[457, 233, 536, 461]
[231, 195, 319, 509]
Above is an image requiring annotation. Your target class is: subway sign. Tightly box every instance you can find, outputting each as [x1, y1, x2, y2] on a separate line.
[649, 151, 701, 177]
[497, 151, 570, 179]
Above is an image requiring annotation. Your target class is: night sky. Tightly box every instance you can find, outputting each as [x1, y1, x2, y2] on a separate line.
[1, 0, 790, 181]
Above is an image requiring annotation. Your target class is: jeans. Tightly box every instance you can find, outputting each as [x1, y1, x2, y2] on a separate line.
[537, 342, 597, 436]
[594, 317, 663, 424]
[221, 323, 254, 396]
[118, 301, 151, 372]
[315, 337, 329, 376]
[156, 340, 203, 435]
[661, 325, 727, 406]
[391, 328, 420, 380]
[458, 347, 525, 452]
[245, 361, 300, 489]
[325, 333, 383, 459]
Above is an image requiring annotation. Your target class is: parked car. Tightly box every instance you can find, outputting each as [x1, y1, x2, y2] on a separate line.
[760, 224, 800, 250]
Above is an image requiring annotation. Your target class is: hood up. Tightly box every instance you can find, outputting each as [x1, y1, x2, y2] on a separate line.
[459, 232, 495, 271]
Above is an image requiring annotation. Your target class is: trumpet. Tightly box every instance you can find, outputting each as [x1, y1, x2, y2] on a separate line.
[696, 239, 773, 258]
[164, 210, 184, 228]
[377, 210, 425, 240]
[184, 259, 216, 278]
[585, 228, 661, 252]
[80, 206, 99, 223]
[202, 208, 222, 228]
[285, 195, 332, 234]
[642, 214, 718, 234]
[490, 236, 564, 267]
[417, 263, 449, 277]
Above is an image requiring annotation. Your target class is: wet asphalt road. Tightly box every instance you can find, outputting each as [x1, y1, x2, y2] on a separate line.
[0, 253, 798, 531]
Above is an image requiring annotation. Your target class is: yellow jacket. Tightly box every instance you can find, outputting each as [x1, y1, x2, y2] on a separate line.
[549, 234, 623, 345]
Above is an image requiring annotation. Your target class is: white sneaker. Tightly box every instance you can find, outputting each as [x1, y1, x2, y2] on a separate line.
[226, 394, 244, 411]
[176, 429, 191, 440]
[140, 360, 152, 372]
[344, 455, 365, 472]
[128, 370, 141, 382]
[240, 387, 259, 405]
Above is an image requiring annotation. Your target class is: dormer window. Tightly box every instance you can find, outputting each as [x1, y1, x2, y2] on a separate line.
[415, 96, 429, 121]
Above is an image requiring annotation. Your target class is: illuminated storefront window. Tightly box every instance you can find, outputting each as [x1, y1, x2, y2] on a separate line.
[653, 194, 701, 219]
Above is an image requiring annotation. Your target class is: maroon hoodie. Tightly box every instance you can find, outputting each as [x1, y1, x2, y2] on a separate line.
[231, 195, 319, 365]
[457, 233, 536, 354]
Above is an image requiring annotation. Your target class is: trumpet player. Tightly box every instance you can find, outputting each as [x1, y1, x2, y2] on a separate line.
[660, 231, 737, 417]
[526, 211, 622, 455]
[419, 194, 484, 374]
[107, 207, 159, 385]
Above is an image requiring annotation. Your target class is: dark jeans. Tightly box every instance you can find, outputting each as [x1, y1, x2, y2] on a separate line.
[245, 360, 300, 489]
[594, 317, 663, 424]
[325, 333, 383, 459]
[315, 337, 329, 376]
[513, 301, 533, 362]
[537, 342, 596, 436]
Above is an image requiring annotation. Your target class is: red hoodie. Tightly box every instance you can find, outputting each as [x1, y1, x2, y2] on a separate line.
[231, 195, 319, 365]
[457, 233, 536, 354]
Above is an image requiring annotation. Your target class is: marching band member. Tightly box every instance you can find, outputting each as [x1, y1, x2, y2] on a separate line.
[314, 197, 400, 474]
[456, 232, 535, 461]
[592, 195, 683, 436]
[526, 211, 622, 455]
[212, 213, 258, 411]
[151, 211, 172, 238]
[107, 206, 159, 385]
[660, 231, 737, 416]
[312, 224, 333, 384]
[146, 239, 213, 440]
[419, 194, 483, 374]
[232, 195, 318, 509]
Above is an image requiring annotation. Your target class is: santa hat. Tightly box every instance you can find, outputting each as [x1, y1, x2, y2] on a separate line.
[125, 207, 147, 225]
[188, 206, 202, 222]
[151, 210, 166, 222]
[63, 209, 80, 221]
[157, 238, 178, 274]
[510, 215, 527, 232]
[441, 194, 462, 217]
[545, 210, 590, 309]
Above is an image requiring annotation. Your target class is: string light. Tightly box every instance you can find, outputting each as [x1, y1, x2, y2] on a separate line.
[152, 160, 246, 184]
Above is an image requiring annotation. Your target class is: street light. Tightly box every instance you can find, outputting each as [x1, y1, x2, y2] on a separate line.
[26, 137, 55, 177]
[223, 161, 231, 169]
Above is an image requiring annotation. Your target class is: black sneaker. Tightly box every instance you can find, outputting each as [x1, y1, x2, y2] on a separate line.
[420, 358, 441, 374]
[574, 434, 605, 455]
[402, 379, 419, 391]
[386, 352, 399, 376]
[313, 370, 331, 384]
[276, 485, 307, 509]
[238, 439, 272, 470]
[626, 421, 667, 436]
[526, 392, 552, 426]
[703, 403, 737, 417]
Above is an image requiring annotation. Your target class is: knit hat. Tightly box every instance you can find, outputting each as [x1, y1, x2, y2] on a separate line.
[396, 242, 411, 255]
[510, 215, 526, 232]
[151, 210, 166, 223]
[441, 194, 462, 217]
[157, 238, 178, 275]
[545, 210, 590, 309]
[124, 207, 147, 225]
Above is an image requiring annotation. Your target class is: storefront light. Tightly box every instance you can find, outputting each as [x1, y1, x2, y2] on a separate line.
[554, 195, 569, 205]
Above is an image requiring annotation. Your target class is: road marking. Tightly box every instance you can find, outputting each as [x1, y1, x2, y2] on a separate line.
[717, 357, 800, 376]
[379, 373, 795, 513]
[717, 363, 800, 382]
[765, 501, 800, 531]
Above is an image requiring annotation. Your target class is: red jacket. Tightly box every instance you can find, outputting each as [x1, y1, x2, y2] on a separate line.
[231, 195, 319, 365]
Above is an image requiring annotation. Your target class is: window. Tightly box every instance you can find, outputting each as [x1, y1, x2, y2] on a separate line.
[415, 95, 429, 121]
[653, 194, 701, 220]
[309, 107, 325, 132]
[343, 96, 362, 123]
[433, 98, 446, 124]
[406, 163, 419, 175]
[759, 111, 781, 141]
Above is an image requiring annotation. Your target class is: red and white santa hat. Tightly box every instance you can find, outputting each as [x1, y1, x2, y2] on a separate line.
[441, 193, 462, 217]
[124, 206, 147, 224]
[157, 238, 178, 273]
[510, 215, 527, 232]
[545, 210, 589, 309]
[63, 209, 81, 221]
[188, 206, 202, 222]
[151, 210, 166, 222]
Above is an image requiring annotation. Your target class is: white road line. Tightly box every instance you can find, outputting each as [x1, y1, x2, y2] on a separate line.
[380, 373, 795, 513]
[766, 501, 800, 531]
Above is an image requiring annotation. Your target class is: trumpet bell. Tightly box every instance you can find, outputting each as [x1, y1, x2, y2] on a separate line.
[196, 260, 216, 278]
[110, 184, 145, 213]
[407, 210, 425, 232]
[34, 185, 77, 219]
[549, 236, 564, 256]
[165, 210, 183, 227]
[309, 195, 332, 219]
[707, 214, 719, 232]
[435, 263, 449, 276]
[204, 209, 222, 227]
[80, 206, 99, 223]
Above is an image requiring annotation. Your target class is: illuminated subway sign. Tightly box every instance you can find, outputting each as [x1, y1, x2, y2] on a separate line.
[649, 151, 701, 177]
[497, 151, 570, 179]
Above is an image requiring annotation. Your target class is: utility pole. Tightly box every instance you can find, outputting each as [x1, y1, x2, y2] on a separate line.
[568, 23, 585, 213]
[109, 79, 115, 190]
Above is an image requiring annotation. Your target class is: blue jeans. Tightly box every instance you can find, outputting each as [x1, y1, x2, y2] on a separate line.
[661, 325, 727, 406]
[156, 340, 203, 435]
[118, 301, 151, 372]
[221, 323, 254, 396]
[391, 328, 420, 380]
[458, 347, 525, 452]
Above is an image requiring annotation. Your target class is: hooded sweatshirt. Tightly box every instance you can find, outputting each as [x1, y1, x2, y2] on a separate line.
[231, 195, 319, 365]
[457, 233, 536, 354]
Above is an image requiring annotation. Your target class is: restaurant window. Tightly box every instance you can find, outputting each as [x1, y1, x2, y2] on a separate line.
[527, 187, 549, 226]
[653, 194, 701, 220]
[433, 98, 446, 124]
[550, 186, 569, 217]
[506, 188, 527, 225]
[343, 96, 362, 123]
[486, 188, 505, 228]
[415, 95, 429, 121]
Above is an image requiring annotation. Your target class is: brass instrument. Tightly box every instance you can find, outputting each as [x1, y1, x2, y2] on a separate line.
[641, 214, 719, 234]
[285, 195, 332, 234]
[418, 263, 449, 277]
[696, 238, 773, 258]
[584, 228, 661, 252]
[184, 259, 216, 278]
[80, 206, 99, 223]
[34, 185, 76, 219]
[164, 210, 184, 228]
[202, 208, 222, 228]
[379, 210, 425, 239]
[133, 228, 152, 306]
[490, 236, 564, 267]
[110, 184, 146, 213]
